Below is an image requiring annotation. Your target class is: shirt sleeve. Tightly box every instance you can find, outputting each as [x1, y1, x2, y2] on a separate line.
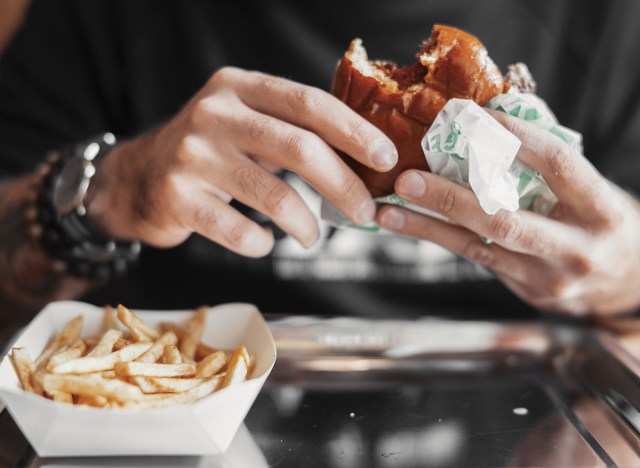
[0, 0, 125, 176]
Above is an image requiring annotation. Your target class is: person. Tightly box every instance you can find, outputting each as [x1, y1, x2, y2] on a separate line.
[0, 0, 639, 328]
[0, 0, 30, 56]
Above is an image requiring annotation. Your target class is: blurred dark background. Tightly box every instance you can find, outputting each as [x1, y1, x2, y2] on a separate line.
[1, 0, 639, 319]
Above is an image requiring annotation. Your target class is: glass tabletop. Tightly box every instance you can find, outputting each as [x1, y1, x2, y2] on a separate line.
[2, 316, 640, 467]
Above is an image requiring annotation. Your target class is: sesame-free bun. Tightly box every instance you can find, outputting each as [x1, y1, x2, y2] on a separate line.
[332, 25, 508, 197]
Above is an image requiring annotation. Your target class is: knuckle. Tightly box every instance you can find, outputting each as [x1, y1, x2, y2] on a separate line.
[232, 166, 297, 218]
[285, 132, 322, 166]
[193, 205, 220, 233]
[174, 136, 200, 167]
[264, 182, 296, 218]
[345, 119, 368, 149]
[162, 175, 182, 200]
[209, 66, 237, 87]
[462, 240, 497, 269]
[566, 252, 595, 276]
[598, 199, 624, 232]
[189, 100, 214, 128]
[434, 186, 459, 215]
[135, 168, 183, 226]
[226, 219, 254, 249]
[254, 74, 281, 100]
[291, 86, 323, 113]
[576, 257, 595, 277]
[546, 277, 570, 301]
[545, 143, 575, 184]
[246, 114, 274, 143]
[339, 174, 364, 201]
[489, 211, 523, 244]
[607, 203, 625, 226]
[562, 302, 588, 317]
[502, 114, 520, 135]
[233, 165, 265, 199]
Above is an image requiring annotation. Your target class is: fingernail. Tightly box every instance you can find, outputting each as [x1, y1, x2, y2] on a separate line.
[380, 208, 405, 230]
[355, 198, 376, 225]
[370, 140, 398, 170]
[301, 226, 320, 249]
[397, 172, 425, 198]
[245, 227, 274, 257]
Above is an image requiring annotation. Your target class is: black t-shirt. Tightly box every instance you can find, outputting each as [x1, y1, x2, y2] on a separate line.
[1, 0, 639, 318]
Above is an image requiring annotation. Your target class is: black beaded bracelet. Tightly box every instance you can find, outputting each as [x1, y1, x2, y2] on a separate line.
[36, 135, 141, 280]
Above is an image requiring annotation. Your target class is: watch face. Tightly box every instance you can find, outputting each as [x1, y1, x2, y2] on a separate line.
[53, 156, 96, 216]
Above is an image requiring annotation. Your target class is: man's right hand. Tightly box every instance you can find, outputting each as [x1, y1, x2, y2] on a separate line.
[85, 67, 398, 257]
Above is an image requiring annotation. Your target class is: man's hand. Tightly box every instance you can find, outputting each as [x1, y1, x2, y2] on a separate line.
[377, 110, 640, 317]
[87, 67, 398, 256]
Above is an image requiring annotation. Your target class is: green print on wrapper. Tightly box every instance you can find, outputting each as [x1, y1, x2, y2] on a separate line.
[429, 122, 464, 160]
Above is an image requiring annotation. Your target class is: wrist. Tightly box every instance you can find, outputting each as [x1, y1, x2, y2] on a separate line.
[84, 138, 138, 241]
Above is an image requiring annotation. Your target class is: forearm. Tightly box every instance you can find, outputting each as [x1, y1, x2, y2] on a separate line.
[0, 170, 90, 326]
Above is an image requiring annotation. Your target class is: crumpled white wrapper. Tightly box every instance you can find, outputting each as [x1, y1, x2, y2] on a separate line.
[423, 98, 522, 215]
[322, 91, 583, 230]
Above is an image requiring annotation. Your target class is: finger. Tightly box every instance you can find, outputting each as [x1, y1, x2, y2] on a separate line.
[213, 156, 319, 248]
[499, 272, 586, 316]
[224, 109, 376, 225]
[377, 202, 584, 314]
[497, 275, 545, 309]
[231, 70, 398, 172]
[487, 109, 614, 224]
[185, 188, 275, 257]
[393, 170, 587, 258]
[376, 205, 541, 284]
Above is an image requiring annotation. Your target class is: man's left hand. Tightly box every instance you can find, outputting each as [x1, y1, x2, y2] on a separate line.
[377, 110, 640, 317]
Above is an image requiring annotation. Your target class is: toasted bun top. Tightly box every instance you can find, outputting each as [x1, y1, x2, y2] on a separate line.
[332, 25, 507, 197]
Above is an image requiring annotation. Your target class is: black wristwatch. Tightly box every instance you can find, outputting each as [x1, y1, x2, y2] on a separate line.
[37, 133, 141, 279]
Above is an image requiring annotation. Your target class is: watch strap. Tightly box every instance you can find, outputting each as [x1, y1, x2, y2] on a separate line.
[37, 133, 141, 280]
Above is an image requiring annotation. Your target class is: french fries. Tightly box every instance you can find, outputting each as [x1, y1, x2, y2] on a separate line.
[197, 350, 226, 378]
[101, 305, 117, 332]
[47, 340, 88, 371]
[43, 374, 145, 402]
[9, 348, 36, 394]
[9, 305, 256, 410]
[163, 344, 182, 364]
[159, 322, 221, 361]
[117, 305, 161, 340]
[221, 346, 250, 389]
[86, 330, 122, 357]
[180, 306, 207, 360]
[135, 332, 178, 363]
[114, 362, 196, 378]
[121, 374, 225, 410]
[51, 342, 152, 374]
[131, 376, 207, 394]
[129, 327, 150, 343]
[76, 394, 110, 408]
[33, 316, 83, 368]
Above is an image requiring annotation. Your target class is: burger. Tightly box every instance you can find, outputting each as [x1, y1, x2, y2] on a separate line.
[332, 25, 510, 197]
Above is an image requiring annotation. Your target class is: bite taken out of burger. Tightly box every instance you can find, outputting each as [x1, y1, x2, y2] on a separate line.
[332, 25, 510, 197]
